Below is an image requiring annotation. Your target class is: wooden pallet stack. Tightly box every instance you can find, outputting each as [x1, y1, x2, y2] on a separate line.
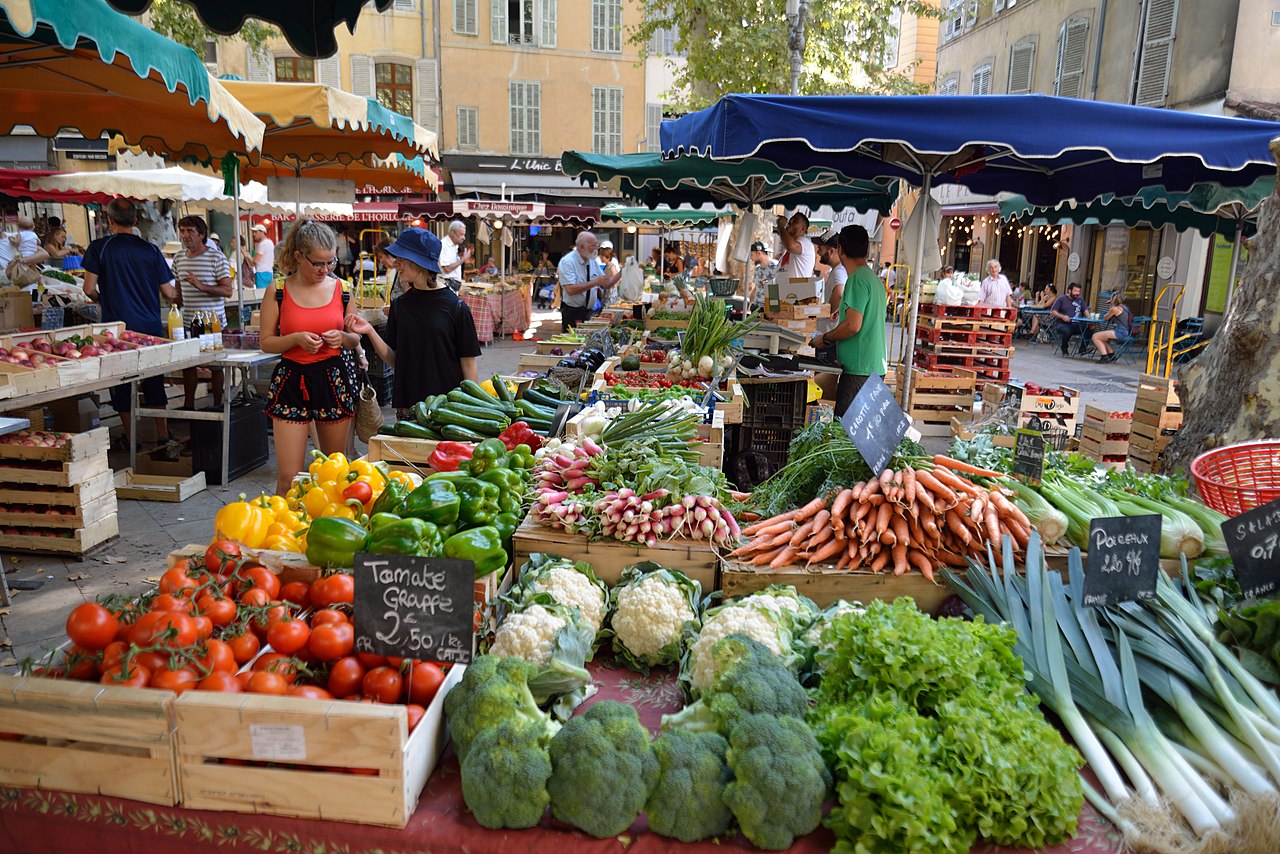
[0, 426, 118, 554]
[1080, 406, 1133, 470]
[1129, 374, 1181, 473]
[907, 367, 977, 437]
[913, 304, 1017, 384]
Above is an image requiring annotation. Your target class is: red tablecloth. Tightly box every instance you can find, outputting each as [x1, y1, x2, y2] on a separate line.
[461, 288, 532, 343]
[0, 663, 1125, 854]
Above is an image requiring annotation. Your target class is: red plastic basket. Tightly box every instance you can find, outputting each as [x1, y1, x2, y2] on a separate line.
[1190, 440, 1280, 516]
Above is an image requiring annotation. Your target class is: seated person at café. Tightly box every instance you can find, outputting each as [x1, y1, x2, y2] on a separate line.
[1049, 283, 1086, 355]
[1027, 284, 1056, 338]
[1091, 293, 1134, 363]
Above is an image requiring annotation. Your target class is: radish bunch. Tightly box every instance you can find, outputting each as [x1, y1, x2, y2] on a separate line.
[594, 488, 739, 548]
[532, 440, 602, 494]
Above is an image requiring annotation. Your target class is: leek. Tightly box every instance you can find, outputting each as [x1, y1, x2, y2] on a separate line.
[1040, 476, 1120, 549]
[1005, 479, 1068, 545]
[1104, 490, 1205, 559]
[1162, 493, 1229, 556]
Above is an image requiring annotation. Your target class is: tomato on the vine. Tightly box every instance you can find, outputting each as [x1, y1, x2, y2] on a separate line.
[406, 703, 426, 733]
[253, 653, 299, 683]
[288, 685, 333, 701]
[101, 662, 150, 688]
[362, 666, 404, 704]
[226, 632, 261, 664]
[150, 593, 195, 615]
[279, 581, 311, 609]
[245, 671, 288, 695]
[237, 587, 272, 609]
[308, 622, 354, 662]
[327, 656, 366, 698]
[150, 667, 199, 694]
[196, 639, 237, 675]
[195, 593, 237, 627]
[158, 567, 201, 599]
[310, 573, 354, 607]
[266, 617, 311, 655]
[356, 652, 387, 669]
[240, 566, 281, 600]
[197, 672, 242, 693]
[98, 640, 129, 674]
[204, 539, 242, 575]
[65, 603, 118, 651]
[310, 608, 348, 626]
[63, 646, 100, 681]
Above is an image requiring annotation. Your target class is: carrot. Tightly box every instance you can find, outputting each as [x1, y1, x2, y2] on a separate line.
[945, 509, 972, 546]
[880, 468, 895, 488]
[933, 454, 1008, 479]
[969, 496, 986, 523]
[921, 514, 941, 542]
[862, 478, 881, 498]
[914, 469, 957, 506]
[874, 502, 892, 536]
[870, 550, 891, 573]
[750, 545, 787, 566]
[903, 467, 917, 505]
[770, 546, 800, 568]
[808, 523, 834, 549]
[915, 483, 937, 513]
[930, 466, 986, 498]
[854, 501, 875, 525]
[937, 550, 969, 568]
[836, 552, 850, 570]
[738, 511, 762, 523]
[807, 537, 846, 566]
[985, 505, 1001, 546]
[907, 549, 936, 580]
[847, 539, 860, 562]
[892, 515, 910, 548]
[831, 489, 854, 530]
[851, 481, 866, 502]
[749, 519, 797, 539]
[891, 544, 909, 576]
[880, 526, 897, 547]
[789, 518, 818, 547]
[794, 497, 828, 519]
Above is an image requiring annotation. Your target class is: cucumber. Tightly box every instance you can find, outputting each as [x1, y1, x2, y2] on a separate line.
[440, 424, 487, 442]
[434, 406, 508, 435]
[491, 374, 514, 403]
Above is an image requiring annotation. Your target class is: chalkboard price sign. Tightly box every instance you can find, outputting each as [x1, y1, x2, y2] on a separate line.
[352, 554, 475, 663]
[1221, 496, 1280, 600]
[1082, 514, 1163, 607]
[840, 374, 910, 474]
[1013, 429, 1046, 486]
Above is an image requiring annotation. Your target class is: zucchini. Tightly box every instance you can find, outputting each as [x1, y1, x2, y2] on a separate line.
[459, 379, 497, 403]
[434, 406, 508, 435]
[393, 421, 439, 439]
[446, 388, 504, 411]
[523, 389, 566, 408]
[440, 424, 487, 442]
[441, 399, 517, 421]
[491, 374, 514, 403]
[412, 401, 434, 426]
[516, 399, 557, 419]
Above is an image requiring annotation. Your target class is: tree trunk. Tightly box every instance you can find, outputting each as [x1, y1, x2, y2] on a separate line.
[1163, 148, 1280, 475]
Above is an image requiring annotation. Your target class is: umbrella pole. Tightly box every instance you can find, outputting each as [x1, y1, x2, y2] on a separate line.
[233, 161, 244, 334]
[900, 172, 932, 410]
[1225, 220, 1243, 311]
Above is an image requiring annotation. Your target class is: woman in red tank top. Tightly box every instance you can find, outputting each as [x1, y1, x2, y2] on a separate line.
[260, 221, 360, 496]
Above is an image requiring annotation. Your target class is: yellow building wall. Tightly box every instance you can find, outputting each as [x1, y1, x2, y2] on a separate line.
[886, 0, 941, 89]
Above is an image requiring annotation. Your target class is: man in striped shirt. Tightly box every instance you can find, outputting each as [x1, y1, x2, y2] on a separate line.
[173, 216, 230, 409]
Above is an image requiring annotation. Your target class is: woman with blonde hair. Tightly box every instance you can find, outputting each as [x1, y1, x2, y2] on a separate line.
[260, 221, 361, 495]
[1091, 292, 1134, 363]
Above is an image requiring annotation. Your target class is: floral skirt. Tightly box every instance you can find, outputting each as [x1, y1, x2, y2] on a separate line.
[266, 356, 356, 423]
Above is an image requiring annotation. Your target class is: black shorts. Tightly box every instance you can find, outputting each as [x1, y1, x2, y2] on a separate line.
[266, 356, 356, 424]
[108, 375, 167, 413]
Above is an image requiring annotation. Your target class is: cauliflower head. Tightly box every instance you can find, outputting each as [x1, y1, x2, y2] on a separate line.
[531, 565, 608, 635]
[685, 605, 788, 696]
[801, 600, 866, 655]
[490, 604, 566, 667]
[612, 574, 698, 668]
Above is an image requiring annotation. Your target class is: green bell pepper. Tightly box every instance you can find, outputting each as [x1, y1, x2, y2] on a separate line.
[462, 437, 509, 475]
[401, 480, 461, 526]
[368, 517, 442, 557]
[368, 512, 404, 534]
[505, 445, 535, 470]
[368, 479, 408, 516]
[492, 511, 519, 544]
[305, 517, 369, 568]
[443, 526, 508, 578]
[439, 522, 458, 539]
[477, 466, 523, 494]
[454, 476, 500, 526]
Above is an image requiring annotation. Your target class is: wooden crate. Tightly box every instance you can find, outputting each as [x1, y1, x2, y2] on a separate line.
[643, 316, 690, 331]
[908, 367, 976, 437]
[0, 468, 114, 508]
[950, 418, 1017, 448]
[114, 468, 207, 502]
[1135, 373, 1180, 412]
[592, 360, 744, 426]
[1080, 436, 1131, 457]
[1083, 405, 1134, 436]
[535, 339, 578, 355]
[1005, 382, 1082, 417]
[695, 409, 726, 468]
[0, 673, 178, 806]
[0, 426, 107, 463]
[0, 452, 110, 487]
[366, 434, 440, 467]
[0, 490, 115, 529]
[1129, 374, 1180, 473]
[517, 352, 566, 372]
[720, 559, 955, 612]
[512, 512, 718, 593]
[174, 664, 464, 827]
[0, 512, 117, 555]
[0, 362, 60, 395]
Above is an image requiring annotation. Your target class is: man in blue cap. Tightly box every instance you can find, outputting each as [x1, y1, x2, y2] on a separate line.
[346, 228, 482, 417]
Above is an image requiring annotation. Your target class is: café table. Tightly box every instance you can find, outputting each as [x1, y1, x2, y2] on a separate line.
[1015, 307, 1050, 342]
[1071, 315, 1108, 356]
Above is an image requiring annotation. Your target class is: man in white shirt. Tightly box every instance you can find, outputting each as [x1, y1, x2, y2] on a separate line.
[241, 222, 274, 289]
[438, 219, 471, 292]
[775, 210, 815, 282]
[557, 231, 621, 332]
[978, 259, 1013, 308]
[880, 261, 897, 291]
[934, 265, 964, 306]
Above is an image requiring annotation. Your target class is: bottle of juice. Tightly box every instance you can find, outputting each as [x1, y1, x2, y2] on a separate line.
[168, 304, 185, 340]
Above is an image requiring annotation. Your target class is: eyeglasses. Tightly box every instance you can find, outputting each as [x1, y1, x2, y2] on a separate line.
[305, 256, 337, 270]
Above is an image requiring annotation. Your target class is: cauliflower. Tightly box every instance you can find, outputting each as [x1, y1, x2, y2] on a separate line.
[684, 605, 790, 696]
[490, 604, 565, 667]
[610, 568, 700, 670]
[735, 585, 819, 635]
[489, 602, 595, 713]
[530, 565, 608, 635]
[801, 600, 866, 655]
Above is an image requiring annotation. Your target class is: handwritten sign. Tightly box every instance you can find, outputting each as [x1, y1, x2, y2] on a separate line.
[1013, 429, 1046, 486]
[352, 554, 475, 663]
[1221, 496, 1280, 600]
[1082, 514, 1162, 607]
[840, 374, 909, 475]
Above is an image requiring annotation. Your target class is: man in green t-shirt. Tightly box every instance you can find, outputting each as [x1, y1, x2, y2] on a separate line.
[811, 225, 887, 416]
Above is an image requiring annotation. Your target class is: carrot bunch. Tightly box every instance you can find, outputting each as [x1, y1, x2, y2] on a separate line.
[726, 462, 1033, 580]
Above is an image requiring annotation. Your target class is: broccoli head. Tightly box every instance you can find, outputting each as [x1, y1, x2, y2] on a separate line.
[646, 729, 733, 843]
[722, 713, 832, 851]
[459, 718, 553, 830]
[444, 655, 557, 763]
[661, 634, 809, 736]
[547, 700, 659, 838]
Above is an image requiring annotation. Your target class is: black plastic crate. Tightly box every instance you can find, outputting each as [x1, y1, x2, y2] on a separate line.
[725, 423, 795, 490]
[739, 377, 809, 431]
[191, 398, 269, 485]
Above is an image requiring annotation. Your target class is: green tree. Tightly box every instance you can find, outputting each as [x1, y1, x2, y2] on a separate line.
[142, 0, 277, 58]
[633, 0, 940, 110]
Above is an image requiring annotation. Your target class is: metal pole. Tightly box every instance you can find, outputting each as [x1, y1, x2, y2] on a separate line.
[1225, 220, 1243, 311]
[786, 0, 808, 96]
[232, 161, 244, 332]
[899, 172, 933, 410]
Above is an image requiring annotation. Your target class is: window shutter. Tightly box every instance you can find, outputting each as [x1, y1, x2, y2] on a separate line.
[1007, 39, 1035, 93]
[610, 88, 622, 154]
[457, 107, 478, 148]
[645, 103, 662, 152]
[350, 55, 374, 98]
[938, 76, 958, 96]
[528, 82, 540, 155]
[538, 0, 557, 47]
[971, 65, 991, 95]
[1054, 18, 1089, 98]
[592, 86, 605, 153]
[491, 0, 508, 43]
[247, 47, 274, 82]
[1135, 0, 1178, 106]
[316, 56, 341, 88]
[415, 59, 439, 134]
[455, 0, 478, 33]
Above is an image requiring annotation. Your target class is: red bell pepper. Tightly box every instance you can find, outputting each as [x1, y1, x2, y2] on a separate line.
[427, 441, 474, 473]
[498, 420, 542, 452]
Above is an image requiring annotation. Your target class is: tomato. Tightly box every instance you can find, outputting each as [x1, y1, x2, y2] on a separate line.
[356, 652, 387, 669]
[245, 671, 289, 695]
[266, 617, 311, 655]
[150, 667, 199, 694]
[127, 611, 165, 646]
[288, 685, 334, 701]
[253, 653, 298, 683]
[204, 539, 242, 576]
[362, 667, 403, 704]
[405, 661, 446, 707]
[406, 703, 426, 733]
[226, 632, 261, 664]
[342, 481, 373, 506]
[279, 581, 311, 609]
[65, 603, 119, 651]
[240, 566, 281, 600]
[310, 608, 348, 627]
[150, 593, 195, 615]
[237, 586, 272, 609]
[134, 612, 197, 650]
[63, 646, 100, 681]
[158, 567, 200, 599]
[101, 662, 150, 688]
[235, 671, 255, 690]
[310, 573, 354, 607]
[307, 622, 354, 662]
[195, 593, 237, 627]
[134, 650, 172, 674]
[252, 602, 291, 636]
[327, 656, 367, 698]
[98, 640, 129, 674]
[196, 639, 237, 675]
[196, 672, 242, 693]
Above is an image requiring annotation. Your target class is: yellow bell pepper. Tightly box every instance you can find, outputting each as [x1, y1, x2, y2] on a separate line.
[388, 470, 416, 489]
[261, 495, 291, 518]
[348, 459, 377, 480]
[262, 534, 302, 552]
[214, 498, 273, 549]
[320, 501, 357, 520]
[315, 452, 349, 484]
[301, 485, 332, 519]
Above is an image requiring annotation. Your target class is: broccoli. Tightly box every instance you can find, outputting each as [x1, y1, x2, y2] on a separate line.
[459, 718, 553, 830]
[722, 713, 832, 851]
[661, 634, 809, 735]
[547, 700, 658, 838]
[444, 655, 558, 763]
[645, 729, 733, 843]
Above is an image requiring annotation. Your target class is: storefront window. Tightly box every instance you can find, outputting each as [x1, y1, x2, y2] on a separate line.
[1089, 225, 1160, 316]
